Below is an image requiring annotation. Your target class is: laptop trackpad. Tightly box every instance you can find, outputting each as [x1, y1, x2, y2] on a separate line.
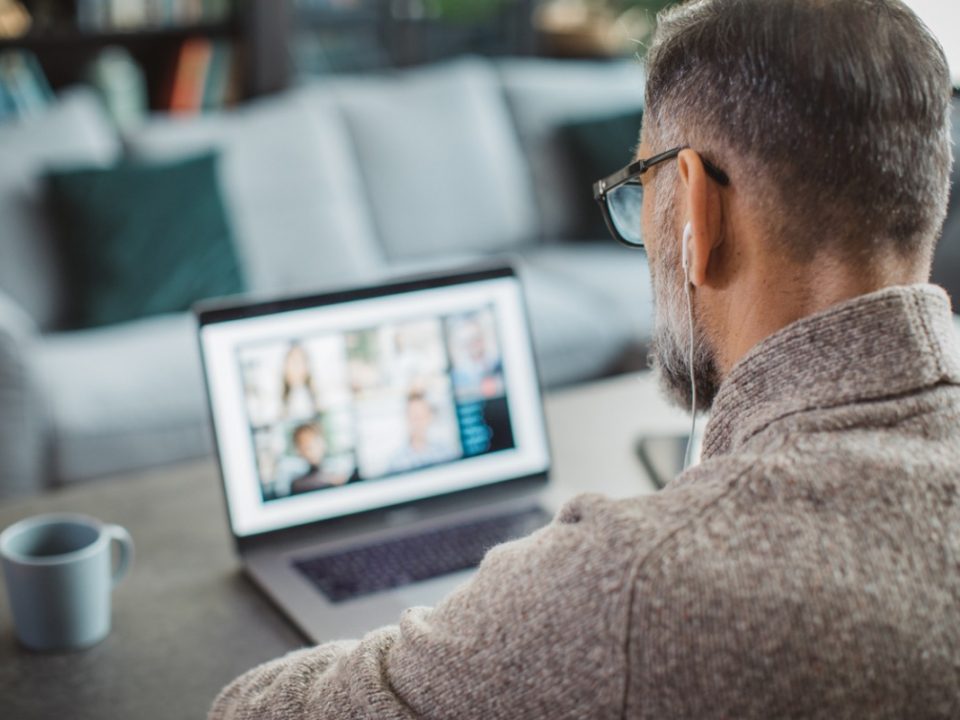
[396, 569, 474, 608]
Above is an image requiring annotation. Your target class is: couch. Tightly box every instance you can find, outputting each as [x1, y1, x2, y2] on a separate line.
[0, 57, 655, 497]
[2, 56, 958, 499]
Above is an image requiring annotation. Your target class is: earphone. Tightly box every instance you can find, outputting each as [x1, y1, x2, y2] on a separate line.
[681, 222, 698, 470]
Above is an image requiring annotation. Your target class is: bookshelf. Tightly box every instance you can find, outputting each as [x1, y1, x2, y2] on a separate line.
[0, 0, 541, 117]
[0, 21, 237, 51]
[0, 0, 288, 112]
[290, 0, 538, 76]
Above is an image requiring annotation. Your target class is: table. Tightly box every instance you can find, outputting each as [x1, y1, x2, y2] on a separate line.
[0, 372, 689, 719]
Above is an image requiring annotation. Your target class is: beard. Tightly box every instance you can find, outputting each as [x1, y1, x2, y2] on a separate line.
[647, 188, 721, 413]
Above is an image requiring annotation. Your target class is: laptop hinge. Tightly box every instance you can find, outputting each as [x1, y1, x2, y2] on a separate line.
[236, 472, 547, 555]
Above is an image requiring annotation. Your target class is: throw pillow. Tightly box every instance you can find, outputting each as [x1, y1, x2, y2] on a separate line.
[46, 152, 245, 329]
[560, 109, 644, 239]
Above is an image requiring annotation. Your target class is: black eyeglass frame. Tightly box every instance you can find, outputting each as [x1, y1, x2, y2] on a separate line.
[592, 146, 731, 248]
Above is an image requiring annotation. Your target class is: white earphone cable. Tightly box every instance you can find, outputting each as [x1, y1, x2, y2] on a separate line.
[683, 270, 698, 470]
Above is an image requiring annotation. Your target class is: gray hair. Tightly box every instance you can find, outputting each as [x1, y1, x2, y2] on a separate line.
[644, 0, 953, 262]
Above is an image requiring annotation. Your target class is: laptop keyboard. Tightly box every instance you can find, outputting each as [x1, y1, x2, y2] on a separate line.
[293, 506, 551, 603]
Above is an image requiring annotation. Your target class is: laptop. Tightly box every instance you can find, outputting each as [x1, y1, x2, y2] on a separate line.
[196, 264, 553, 642]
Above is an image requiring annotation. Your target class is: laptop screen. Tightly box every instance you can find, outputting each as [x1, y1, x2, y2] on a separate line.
[198, 267, 550, 538]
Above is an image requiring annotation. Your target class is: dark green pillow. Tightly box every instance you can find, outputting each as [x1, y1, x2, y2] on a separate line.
[560, 109, 644, 239]
[46, 152, 245, 329]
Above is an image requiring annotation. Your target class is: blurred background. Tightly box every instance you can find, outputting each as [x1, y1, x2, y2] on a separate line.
[0, 0, 679, 114]
[0, 0, 957, 499]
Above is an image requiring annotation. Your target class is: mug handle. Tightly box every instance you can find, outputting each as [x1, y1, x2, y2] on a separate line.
[106, 524, 134, 586]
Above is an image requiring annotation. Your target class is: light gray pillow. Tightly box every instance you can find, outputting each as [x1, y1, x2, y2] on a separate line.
[0, 286, 42, 497]
[0, 88, 121, 329]
[125, 90, 385, 298]
[309, 57, 540, 260]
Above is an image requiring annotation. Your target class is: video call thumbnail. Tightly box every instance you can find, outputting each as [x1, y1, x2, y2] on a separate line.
[237, 306, 515, 503]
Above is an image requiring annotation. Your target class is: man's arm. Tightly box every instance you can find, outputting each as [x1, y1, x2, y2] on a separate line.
[209, 495, 632, 720]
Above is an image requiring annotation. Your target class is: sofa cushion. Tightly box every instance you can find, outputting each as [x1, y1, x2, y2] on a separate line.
[35, 313, 210, 484]
[497, 59, 645, 242]
[560, 108, 645, 238]
[516, 244, 653, 386]
[308, 57, 540, 259]
[124, 90, 384, 298]
[46, 152, 245, 329]
[0, 87, 121, 330]
[0, 289, 44, 498]
[377, 246, 653, 388]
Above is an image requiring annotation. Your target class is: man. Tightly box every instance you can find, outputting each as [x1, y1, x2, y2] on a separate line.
[388, 392, 460, 473]
[287, 423, 358, 496]
[210, 1, 960, 717]
[448, 313, 504, 399]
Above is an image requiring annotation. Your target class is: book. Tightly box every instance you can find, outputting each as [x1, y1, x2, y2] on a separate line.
[76, 0, 110, 31]
[85, 46, 148, 129]
[0, 50, 52, 119]
[0, 78, 17, 121]
[19, 50, 53, 102]
[109, 0, 146, 29]
[73, 0, 234, 30]
[201, 39, 232, 110]
[169, 36, 213, 113]
[204, 0, 231, 21]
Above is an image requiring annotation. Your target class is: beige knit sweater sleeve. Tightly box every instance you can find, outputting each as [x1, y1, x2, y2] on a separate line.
[208, 495, 633, 720]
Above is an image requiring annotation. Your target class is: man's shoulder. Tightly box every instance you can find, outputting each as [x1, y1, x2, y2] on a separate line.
[553, 454, 764, 565]
[542, 413, 960, 592]
[611, 423, 960, 603]
[619, 432, 960, 715]
[567, 442, 859, 576]
[469, 461, 758, 613]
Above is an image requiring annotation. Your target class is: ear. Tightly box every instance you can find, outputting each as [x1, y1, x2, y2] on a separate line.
[676, 149, 723, 288]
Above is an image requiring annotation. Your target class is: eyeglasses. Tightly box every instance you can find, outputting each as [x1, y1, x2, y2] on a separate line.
[592, 146, 730, 248]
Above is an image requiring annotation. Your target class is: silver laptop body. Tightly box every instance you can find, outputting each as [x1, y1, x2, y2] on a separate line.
[196, 265, 552, 642]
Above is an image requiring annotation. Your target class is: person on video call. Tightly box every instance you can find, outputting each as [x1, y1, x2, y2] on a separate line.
[388, 392, 460, 473]
[449, 315, 503, 399]
[288, 423, 357, 496]
[280, 343, 319, 420]
[209, 1, 960, 717]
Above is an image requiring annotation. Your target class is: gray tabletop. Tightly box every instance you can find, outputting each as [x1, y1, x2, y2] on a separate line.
[0, 373, 686, 719]
[0, 460, 306, 719]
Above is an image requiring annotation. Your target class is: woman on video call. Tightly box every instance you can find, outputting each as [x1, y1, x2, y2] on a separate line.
[281, 343, 320, 420]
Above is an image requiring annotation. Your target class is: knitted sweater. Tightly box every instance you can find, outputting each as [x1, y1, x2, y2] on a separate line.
[209, 284, 960, 719]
